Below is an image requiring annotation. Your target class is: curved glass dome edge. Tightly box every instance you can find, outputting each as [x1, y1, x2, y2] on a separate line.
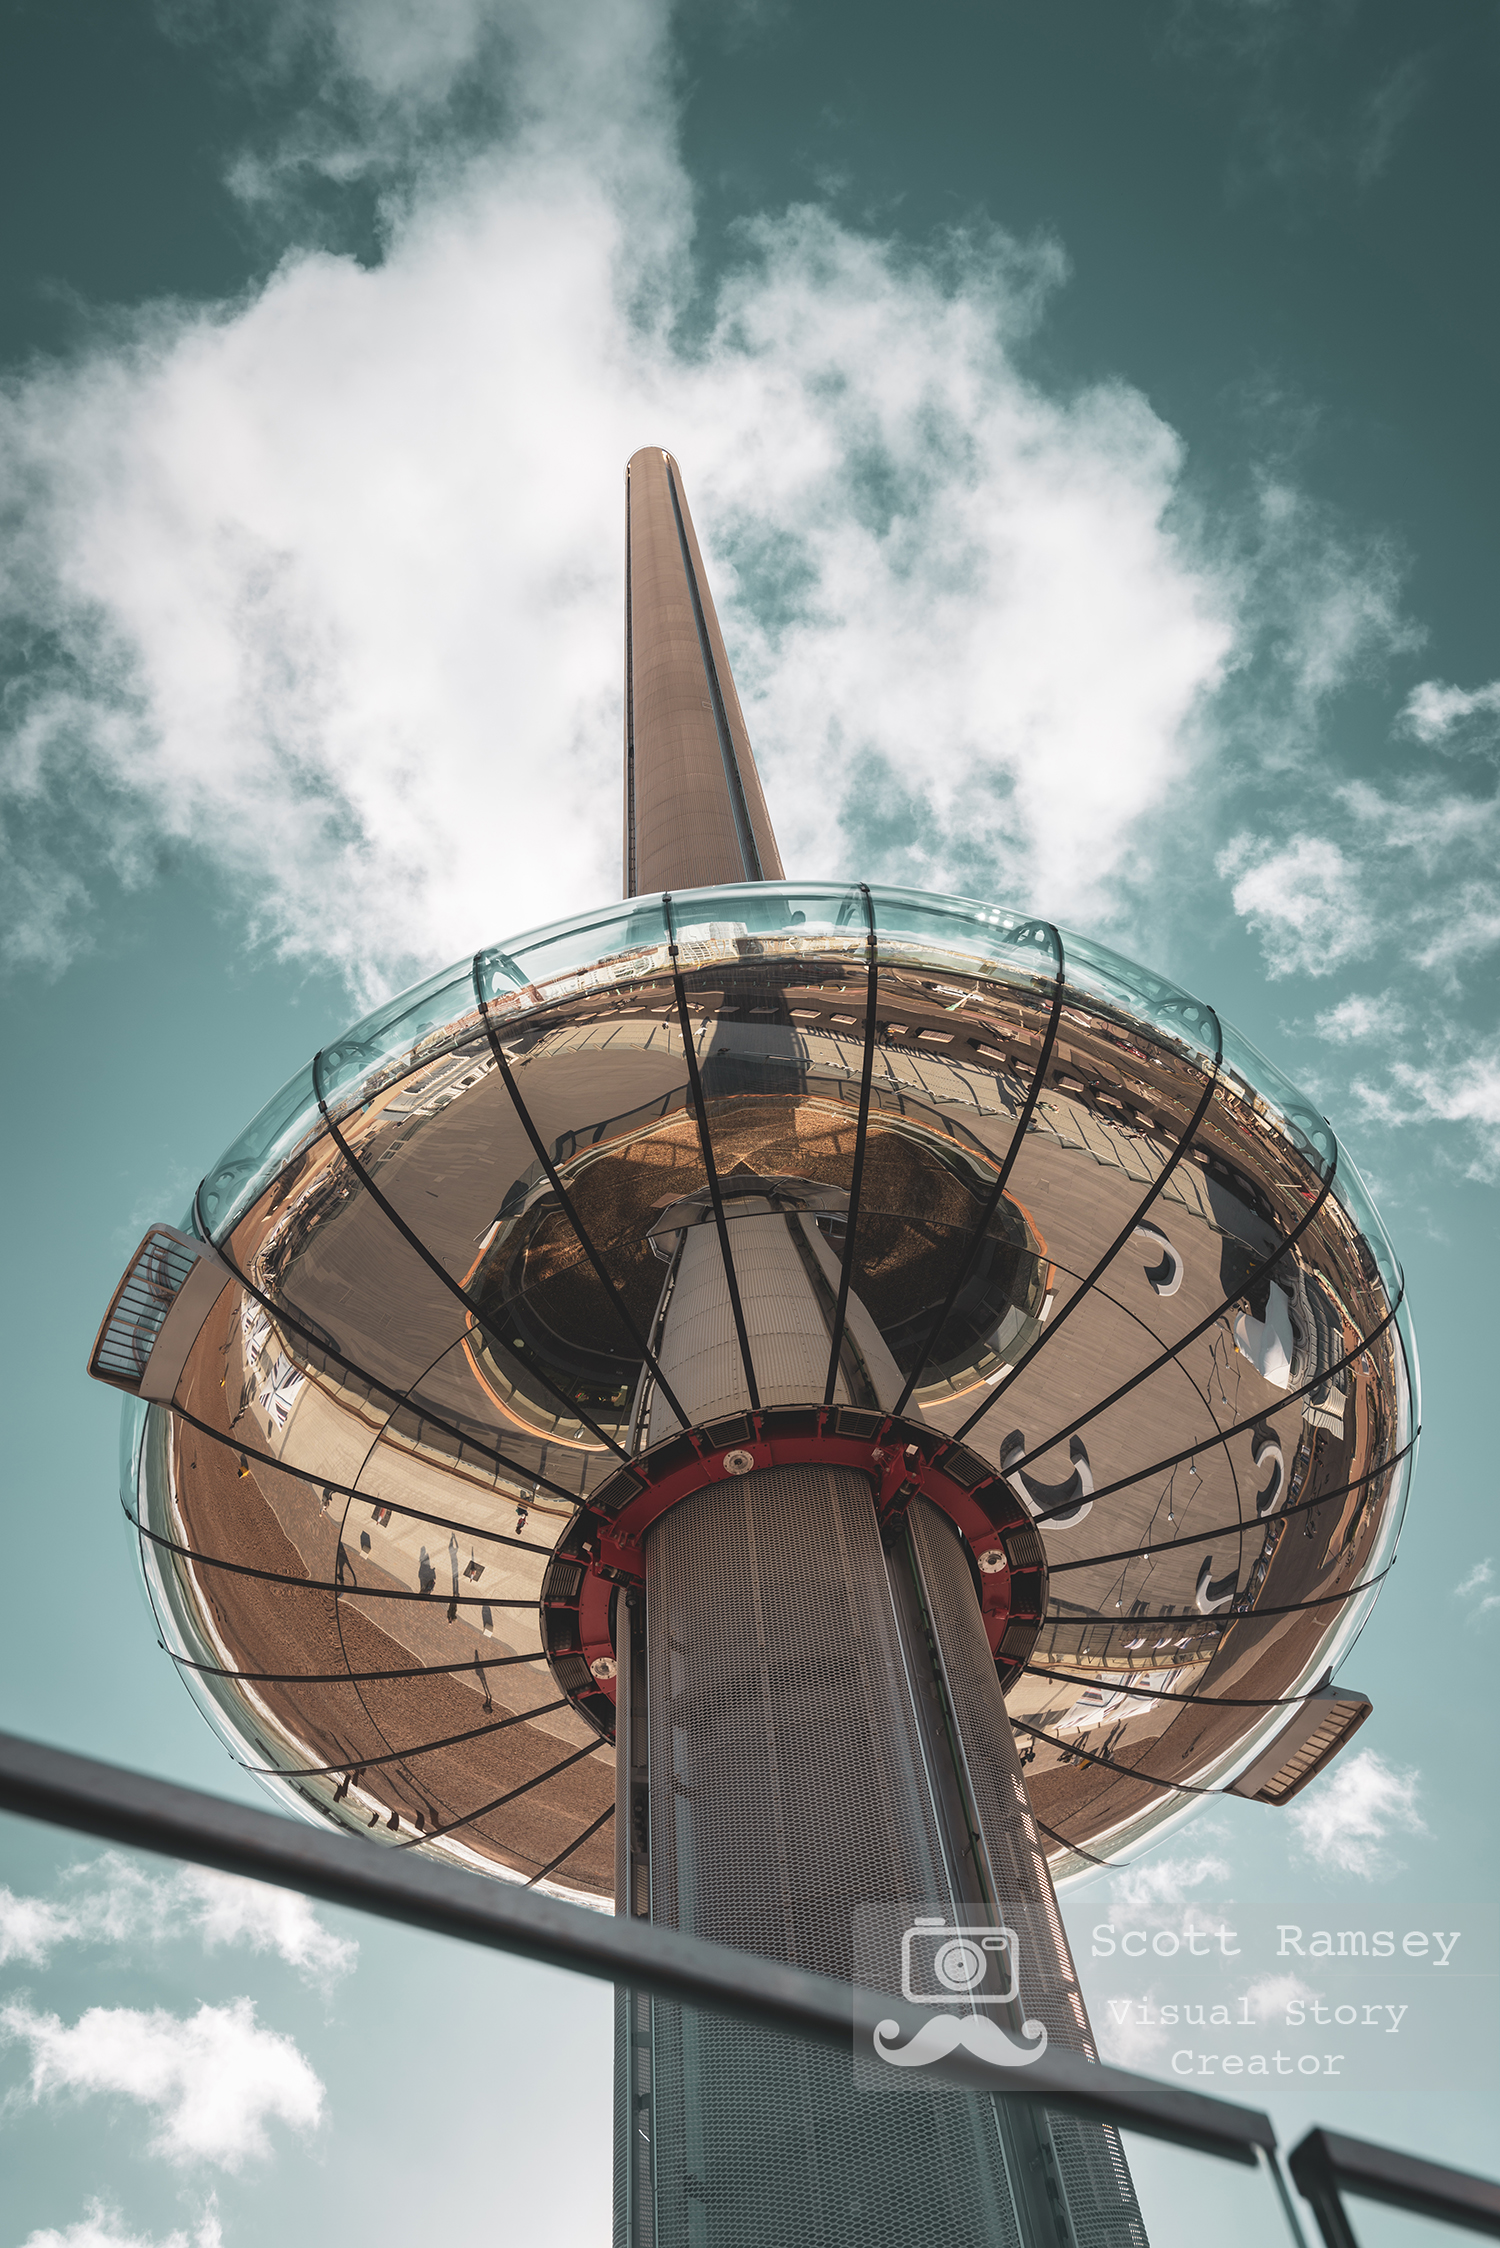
[190, 879, 1395, 1300]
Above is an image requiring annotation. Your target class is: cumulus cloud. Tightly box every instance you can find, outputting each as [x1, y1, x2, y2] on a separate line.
[1453, 1558, 1500, 1622]
[18, 2201, 221, 2248]
[0, 0, 1416, 1002]
[0, 1997, 324, 2169]
[0, 1856, 354, 1988]
[1216, 833, 1375, 977]
[1312, 992, 1407, 1045]
[1402, 676, 1500, 747]
[1107, 1850, 1231, 1907]
[1288, 1748, 1426, 1878]
[1351, 1041, 1500, 1182]
[1240, 1971, 1316, 2024]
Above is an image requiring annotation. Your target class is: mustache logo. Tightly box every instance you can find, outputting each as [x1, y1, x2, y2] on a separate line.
[874, 2012, 1050, 2070]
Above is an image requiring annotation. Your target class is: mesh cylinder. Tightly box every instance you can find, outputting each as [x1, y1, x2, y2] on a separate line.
[909, 1499, 1147, 2248]
[637, 1462, 1026, 2248]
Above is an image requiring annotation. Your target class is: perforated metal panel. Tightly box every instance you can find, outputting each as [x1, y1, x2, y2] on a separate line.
[638, 1463, 1027, 2248]
[907, 1498, 1093, 2056]
[648, 1463, 946, 1966]
[909, 1499, 1148, 2248]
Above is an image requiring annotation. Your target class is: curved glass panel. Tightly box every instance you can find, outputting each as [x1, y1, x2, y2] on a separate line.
[198, 1059, 322, 1241]
[1058, 928, 1221, 1064]
[318, 964, 478, 1111]
[1217, 1018, 1337, 1181]
[480, 898, 671, 1009]
[870, 886, 1062, 986]
[1326, 1141, 1403, 1312]
[669, 880, 867, 944]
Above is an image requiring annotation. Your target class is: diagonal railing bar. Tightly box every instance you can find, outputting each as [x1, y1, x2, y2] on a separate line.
[1026, 1664, 1358, 1712]
[525, 1801, 616, 1888]
[1046, 1438, 1416, 1573]
[127, 1508, 538, 1611]
[473, 957, 692, 1432]
[665, 894, 760, 1412]
[956, 1050, 1223, 1444]
[893, 934, 1066, 1416]
[0, 1729, 1281, 2160]
[195, 1185, 581, 1506]
[312, 1053, 630, 1462]
[171, 1404, 550, 1556]
[988, 1163, 1342, 1472]
[823, 885, 880, 1407]
[168, 1649, 552, 1687]
[243, 1699, 570, 1779]
[1023, 1290, 1404, 1529]
[394, 1741, 601, 1849]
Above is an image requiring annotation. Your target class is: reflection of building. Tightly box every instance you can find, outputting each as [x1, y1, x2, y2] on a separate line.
[90, 447, 1417, 2247]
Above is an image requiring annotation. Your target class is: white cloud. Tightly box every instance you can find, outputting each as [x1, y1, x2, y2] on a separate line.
[0, 1893, 79, 1968]
[18, 2201, 221, 2248]
[1240, 1971, 1316, 2024]
[1288, 1748, 1426, 1878]
[1453, 1557, 1500, 1621]
[1216, 833, 1374, 977]
[1352, 1042, 1500, 1182]
[1107, 1850, 1232, 1907]
[0, 1857, 354, 1988]
[1, 1997, 324, 2170]
[1091, 1986, 1173, 2072]
[0, 0, 1416, 1002]
[1311, 991, 1407, 1045]
[1402, 676, 1500, 746]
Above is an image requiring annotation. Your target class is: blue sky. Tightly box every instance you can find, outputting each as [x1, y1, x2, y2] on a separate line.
[0, 4, 1496, 2243]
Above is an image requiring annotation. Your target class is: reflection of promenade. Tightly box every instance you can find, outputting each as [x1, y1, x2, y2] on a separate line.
[152, 1285, 614, 1887]
[146, 900, 1405, 1886]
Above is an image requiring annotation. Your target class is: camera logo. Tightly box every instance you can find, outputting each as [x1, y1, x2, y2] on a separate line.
[901, 1916, 1019, 2007]
[872, 1915, 1049, 2072]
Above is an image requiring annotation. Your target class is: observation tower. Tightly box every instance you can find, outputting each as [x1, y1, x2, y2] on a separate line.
[90, 450, 1417, 2248]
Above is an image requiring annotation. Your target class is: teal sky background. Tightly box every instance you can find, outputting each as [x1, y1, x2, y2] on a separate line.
[1, 4, 1496, 2244]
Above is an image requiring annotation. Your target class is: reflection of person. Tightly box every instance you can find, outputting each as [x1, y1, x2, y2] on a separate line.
[417, 1546, 436, 1595]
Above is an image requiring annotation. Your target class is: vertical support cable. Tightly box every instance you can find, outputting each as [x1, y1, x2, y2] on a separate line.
[976, 1150, 1339, 1469]
[892, 928, 1066, 1416]
[311, 1051, 631, 1462]
[665, 894, 761, 1413]
[822, 885, 879, 1407]
[472, 958, 691, 1431]
[955, 1020, 1225, 1448]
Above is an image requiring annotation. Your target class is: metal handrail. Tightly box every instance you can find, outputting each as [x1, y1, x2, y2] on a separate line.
[0, 1727, 1266, 2163]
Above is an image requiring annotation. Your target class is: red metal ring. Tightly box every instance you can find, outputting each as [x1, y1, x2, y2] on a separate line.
[541, 1403, 1048, 1742]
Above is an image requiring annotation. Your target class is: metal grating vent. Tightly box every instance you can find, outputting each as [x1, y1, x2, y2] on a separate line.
[1230, 1688, 1372, 1805]
[641, 1464, 1030, 2248]
[89, 1230, 201, 1392]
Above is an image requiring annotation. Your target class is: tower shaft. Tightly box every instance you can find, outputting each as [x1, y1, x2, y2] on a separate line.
[623, 448, 784, 896]
[612, 451, 1146, 2248]
[614, 1205, 1145, 2248]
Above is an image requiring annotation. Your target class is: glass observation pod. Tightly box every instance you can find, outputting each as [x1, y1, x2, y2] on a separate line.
[109, 880, 1417, 1895]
